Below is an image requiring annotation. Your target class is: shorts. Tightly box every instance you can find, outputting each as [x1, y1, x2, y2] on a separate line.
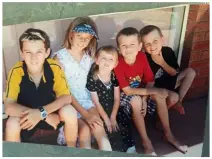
[120, 91, 157, 118]
[21, 120, 64, 142]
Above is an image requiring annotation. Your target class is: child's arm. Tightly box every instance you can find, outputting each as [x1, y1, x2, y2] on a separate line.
[160, 61, 177, 76]
[110, 86, 120, 131]
[122, 86, 168, 98]
[90, 92, 112, 133]
[4, 98, 30, 117]
[110, 86, 120, 119]
[151, 49, 179, 76]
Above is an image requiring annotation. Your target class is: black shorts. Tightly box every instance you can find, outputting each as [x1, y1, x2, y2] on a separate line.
[21, 120, 64, 142]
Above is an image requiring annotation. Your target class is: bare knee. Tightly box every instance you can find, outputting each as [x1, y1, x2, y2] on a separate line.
[130, 96, 142, 109]
[6, 117, 21, 132]
[91, 124, 106, 136]
[186, 68, 196, 79]
[58, 105, 77, 121]
[168, 92, 179, 105]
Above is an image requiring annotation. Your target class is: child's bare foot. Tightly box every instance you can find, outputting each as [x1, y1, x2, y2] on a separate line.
[143, 140, 157, 156]
[172, 101, 185, 115]
[46, 114, 60, 130]
[164, 134, 188, 154]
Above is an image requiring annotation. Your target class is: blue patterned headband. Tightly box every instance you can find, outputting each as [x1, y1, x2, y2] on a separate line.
[73, 24, 99, 39]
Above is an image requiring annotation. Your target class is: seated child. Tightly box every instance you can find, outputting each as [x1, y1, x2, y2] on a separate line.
[51, 17, 111, 151]
[140, 25, 196, 114]
[114, 27, 188, 155]
[86, 45, 125, 152]
[4, 28, 78, 147]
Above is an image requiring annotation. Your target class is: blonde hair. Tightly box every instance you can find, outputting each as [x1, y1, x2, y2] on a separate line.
[63, 17, 98, 57]
[91, 45, 119, 80]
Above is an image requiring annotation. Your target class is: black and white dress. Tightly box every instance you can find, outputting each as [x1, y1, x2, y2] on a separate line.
[86, 68, 134, 152]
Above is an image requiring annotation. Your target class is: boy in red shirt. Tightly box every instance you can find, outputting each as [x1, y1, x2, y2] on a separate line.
[114, 27, 188, 155]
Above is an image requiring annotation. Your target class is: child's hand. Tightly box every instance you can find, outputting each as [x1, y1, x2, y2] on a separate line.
[105, 118, 112, 133]
[151, 52, 165, 65]
[20, 108, 42, 130]
[110, 115, 119, 132]
[85, 114, 103, 129]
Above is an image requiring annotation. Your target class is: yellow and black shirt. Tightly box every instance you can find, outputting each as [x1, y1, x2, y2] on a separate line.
[5, 59, 70, 108]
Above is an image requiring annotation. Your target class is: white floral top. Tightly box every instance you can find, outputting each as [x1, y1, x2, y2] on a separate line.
[51, 48, 94, 118]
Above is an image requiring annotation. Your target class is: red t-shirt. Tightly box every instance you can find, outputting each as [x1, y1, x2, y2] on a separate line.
[114, 51, 154, 89]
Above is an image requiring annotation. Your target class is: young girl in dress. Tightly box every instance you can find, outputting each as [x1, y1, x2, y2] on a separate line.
[51, 17, 112, 151]
[86, 45, 123, 151]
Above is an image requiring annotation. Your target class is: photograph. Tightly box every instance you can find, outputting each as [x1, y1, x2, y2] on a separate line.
[2, 2, 210, 157]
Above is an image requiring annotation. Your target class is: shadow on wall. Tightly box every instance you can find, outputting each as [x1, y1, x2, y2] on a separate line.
[95, 16, 117, 48]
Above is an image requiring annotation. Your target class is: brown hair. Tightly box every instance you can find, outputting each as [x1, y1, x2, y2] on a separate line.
[19, 28, 50, 51]
[116, 27, 141, 47]
[63, 17, 98, 57]
[139, 25, 163, 40]
[91, 45, 118, 80]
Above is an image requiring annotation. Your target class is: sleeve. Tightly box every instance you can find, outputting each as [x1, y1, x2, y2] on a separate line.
[111, 72, 119, 87]
[142, 54, 155, 83]
[114, 63, 129, 89]
[5, 68, 22, 102]
[164, 47, 180, 71]
[53, 66, 71, 97]
[86, 73, 97, 92]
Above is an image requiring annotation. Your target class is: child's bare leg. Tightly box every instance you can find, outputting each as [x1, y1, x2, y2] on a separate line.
[78, 118, 92, 149]
[151, 95, 188, 153]
[45, 113, 60, 130]
[175, 68, 196, 102]
[5, 117, 21, 142]
[58, 105, 78, 147]
[88, 107, 112, 151]
[166, 90, 179, 109]
[173, 68, 196, 114]
[130, 96, 154, 154]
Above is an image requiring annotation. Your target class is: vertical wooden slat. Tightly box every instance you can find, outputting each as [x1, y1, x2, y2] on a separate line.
[33, 20, 63, 54]
[3, 25, 20, 75]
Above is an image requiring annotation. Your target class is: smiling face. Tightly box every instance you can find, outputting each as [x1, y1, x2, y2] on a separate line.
[70, 32, 93, 51]
[142, 29, 164, 55]
[118, 34, 142, 61]
[96, 50, 118, 73]
[20, 40, 50, 74]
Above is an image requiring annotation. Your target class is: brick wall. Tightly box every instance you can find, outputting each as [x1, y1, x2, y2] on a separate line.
[180, 4, 209, 100]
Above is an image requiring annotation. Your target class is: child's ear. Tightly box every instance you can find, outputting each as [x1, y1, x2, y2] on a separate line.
[161, 36, 165, 45]
[94, 57, 99, 65]
[139, 42, 143, 51]
[45, 48, 51, 58]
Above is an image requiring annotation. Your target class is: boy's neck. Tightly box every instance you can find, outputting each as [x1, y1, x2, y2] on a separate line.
[125, 57, 136, 65]
[28, 67, 43, 79]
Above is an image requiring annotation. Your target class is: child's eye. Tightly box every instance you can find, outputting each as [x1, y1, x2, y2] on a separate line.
[153, 40, 158, 44]
[25, 52, 31, 54]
